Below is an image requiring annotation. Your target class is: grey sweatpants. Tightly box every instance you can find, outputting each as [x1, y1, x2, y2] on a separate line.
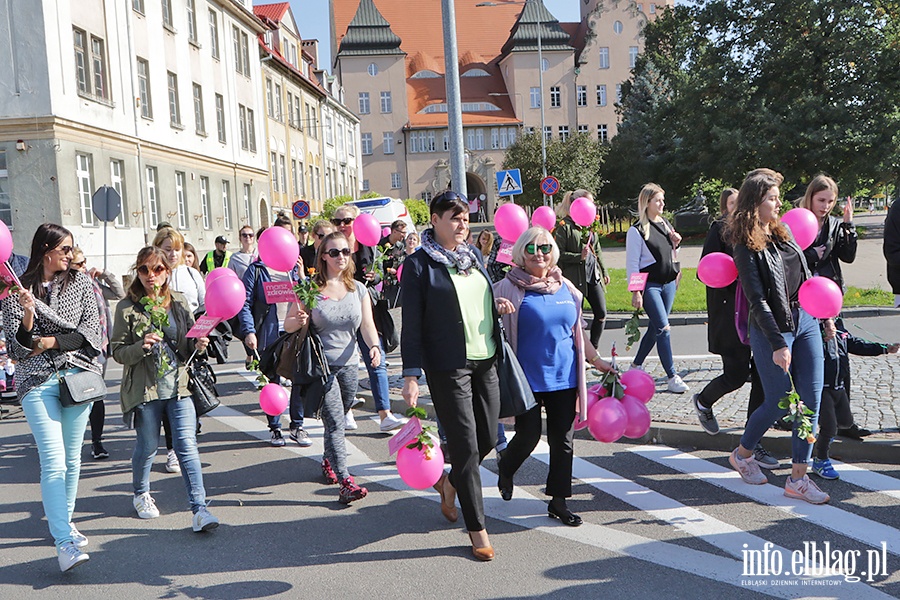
[321, 365, 357, 482]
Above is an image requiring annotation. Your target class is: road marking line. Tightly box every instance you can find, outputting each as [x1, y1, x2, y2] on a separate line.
[630, 445, 900, 557]
[831, 461, 900, 501]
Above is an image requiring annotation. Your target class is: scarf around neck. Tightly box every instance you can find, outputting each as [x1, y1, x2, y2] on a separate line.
[421, 228, 478, 275]
[506, 266, 563, 294]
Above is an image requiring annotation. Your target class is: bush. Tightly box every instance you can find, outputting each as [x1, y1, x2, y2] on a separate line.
[321, 197, 351, 220]
[404, 199, 430, 225]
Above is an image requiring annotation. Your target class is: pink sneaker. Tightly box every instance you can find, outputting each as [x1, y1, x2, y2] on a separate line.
[729, 448, 767, 485]
[784, 475, 830, 504]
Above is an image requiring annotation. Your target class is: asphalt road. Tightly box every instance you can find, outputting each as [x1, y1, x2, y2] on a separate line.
[2, 348, 900, 599]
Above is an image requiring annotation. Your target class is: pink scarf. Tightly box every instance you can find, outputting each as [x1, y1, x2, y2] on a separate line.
[505, 266, 563, 294]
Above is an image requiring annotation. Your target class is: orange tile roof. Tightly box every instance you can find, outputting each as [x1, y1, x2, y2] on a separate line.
[254, 2, 290, 24]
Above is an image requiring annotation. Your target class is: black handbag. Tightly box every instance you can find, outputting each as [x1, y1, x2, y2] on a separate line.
[372, 297, 398, 352]
[58, 368, 107, 407]
[496, 320, 537, 419]
[186, 358, 220, 416]
[286, 325, 331, 385]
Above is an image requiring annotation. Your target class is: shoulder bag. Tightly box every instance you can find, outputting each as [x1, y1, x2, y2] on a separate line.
[166, 339, 220, 416]
[495, 319, 537, 418]
[38, 334, 106, 407]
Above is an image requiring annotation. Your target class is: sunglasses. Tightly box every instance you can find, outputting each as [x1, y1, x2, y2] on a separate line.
[137, 264, 167, 275]
[71, 260, 86, 267]
[324, 248, 352, 258]
[56, 245, 74, 255]
[433, 191, 464, 204]
[331, 218, 354, 226]
[240, 232, 255, 238]
[525, 243, 553, 255]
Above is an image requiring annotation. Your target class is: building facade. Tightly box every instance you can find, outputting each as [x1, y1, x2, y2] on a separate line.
[331, 0, 671, 212]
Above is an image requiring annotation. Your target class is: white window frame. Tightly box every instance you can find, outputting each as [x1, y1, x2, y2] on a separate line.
[597, 84, 607, 107]
[270, 152, 278, 192]
[200, 177, 211, 229]
[530, 87, 540, 108]
[110, 159, 127, 227]
[358, 92, 370, 114]
[243, 183, 251, 224]
[137, 57, 152, 118]
[390, 173, 401, 189]
[380, 91, 392, 113]
[550, 86, 561, 108]
[361, 133, 372, 155]
[0, 151, 10, 229]
[383, 132, 394, 155]
[577, 85, 587, 107]
[167, 71, 181, 127]
[76, 153, 95, 226]
[146, 166, 159, 229]
[279, 155, 287, 194]
[175, 171, 188, 229]
[598, 124, 608, 143]
[222, 180, 232, 230]
[215, 94, 225, 142]
[629, 46, 639, 69]
[599, 47, 610, 69]
[186, 0, 197, 42]
[209, 9, 220, 59]
[192, 83, 205, 135]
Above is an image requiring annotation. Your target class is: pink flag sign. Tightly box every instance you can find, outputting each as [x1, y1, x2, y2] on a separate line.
[187, 315, 222, 338]
[627, 272, 649, 292]
[263, 280, 297, 304]
[388, 416, 423, 456]
[496, 239, 515, 266]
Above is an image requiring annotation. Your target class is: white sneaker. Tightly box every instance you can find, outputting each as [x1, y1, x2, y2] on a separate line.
[629, 363, 646, 372]
[133, 492, 160, 519]
[380, 412, 407, 432]
[344, 410, 358, 430]
[784, 474, 830, 504]
[69, 524, 88, 548]
[192, 506, 220, 532]
[667, 375, 689, 394]
[165, 449, 181, 473]
[729, 448, 768, 485]
[57, 541, 89, 572]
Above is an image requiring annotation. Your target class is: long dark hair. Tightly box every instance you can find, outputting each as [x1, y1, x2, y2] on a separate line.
[21, 223, 75, 296]
[725, 168, 791, 252]
[127, 246, 173, 305]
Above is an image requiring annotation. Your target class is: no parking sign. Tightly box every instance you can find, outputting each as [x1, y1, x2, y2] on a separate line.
[540, 176, 560, 196]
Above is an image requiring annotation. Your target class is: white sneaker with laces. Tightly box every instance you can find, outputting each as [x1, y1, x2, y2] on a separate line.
[379, 412, 407, 432]
[344, 410, 358, 430]
[165, 449, 181, 473]
[667, 375, 689, 394]
[784, 474, 830, 504]
[69, 524, 88, 548]
[133, 492, 160, 519]
[192, 506, 220, 532]
[57, 541, 89, 572]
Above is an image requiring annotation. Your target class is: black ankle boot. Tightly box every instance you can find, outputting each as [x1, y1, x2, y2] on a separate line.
[548, 498, 582, 527]
[496, 451, 513, 501]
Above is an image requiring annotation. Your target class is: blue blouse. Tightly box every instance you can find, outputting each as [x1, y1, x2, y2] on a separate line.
[516, 286, 578, 392]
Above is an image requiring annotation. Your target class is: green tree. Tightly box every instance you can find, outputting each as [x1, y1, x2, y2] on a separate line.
[403, 199, 430, 225]
[502, 132, 606, 208]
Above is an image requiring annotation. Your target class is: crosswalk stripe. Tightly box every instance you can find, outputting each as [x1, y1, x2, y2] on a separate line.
[629, 445, 900, 557]
[831, 460, 900, 501]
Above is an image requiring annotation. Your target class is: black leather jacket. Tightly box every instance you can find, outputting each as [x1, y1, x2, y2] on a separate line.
[803, 215, 856, 292]
[733, 237, 811, 352]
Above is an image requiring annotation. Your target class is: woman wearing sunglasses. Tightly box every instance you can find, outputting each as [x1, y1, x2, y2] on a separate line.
[493, 227, 614, 526]
[284, 232, 379, 503]
[401, 191, 515, 561]
[1, 223, 104, 571]
[110, 247, 219, 531]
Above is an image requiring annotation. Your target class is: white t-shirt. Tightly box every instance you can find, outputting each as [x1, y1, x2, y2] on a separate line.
[170, 265, 205, 313]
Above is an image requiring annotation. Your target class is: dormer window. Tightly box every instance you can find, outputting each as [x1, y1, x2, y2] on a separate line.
[411, 70, 441, 79]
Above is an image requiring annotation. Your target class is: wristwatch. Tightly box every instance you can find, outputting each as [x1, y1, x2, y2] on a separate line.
[33, 336, 45, 351]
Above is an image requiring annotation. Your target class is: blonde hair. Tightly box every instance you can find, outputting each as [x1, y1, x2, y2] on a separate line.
[637, 183, 664, 240]
[152, 227, 185, 266]
[334, 204, 361, 219]
[800, 174, 839, 213]
[556, 189, 594, 219]
[476, 230, 494, 255]
[511, 227, 559, 268]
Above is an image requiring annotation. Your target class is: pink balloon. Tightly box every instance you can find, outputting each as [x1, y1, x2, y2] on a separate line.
[574, 385, 607, 431]
[531, 206, 557, 231]
[569, 197, 597, 227]
[396, 262, 403, 282]
[798, 276, 843, 319]
[258, 226, 300, 272]
[259, 383, 289, 416]
[621, 395, 652, 439]
[0, 221, 12, 263]
[382, 226, 391, 238]
[354, 213, 382, 247]
[396, 444, 445, 489]
[494, 203, 529, 242]
[697, 252, 738, 288]
[205, 276, 246, 320]
[620, 369, 655, 404]
[587, 396, 628, 443]
[781, 208, 818, 250]
[205, 266, 238, 290]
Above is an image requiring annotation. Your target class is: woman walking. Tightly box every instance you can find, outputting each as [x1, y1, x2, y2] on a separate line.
[1, 223, 104, 571]
[625, 184, 689, 393]
[799, 174, 856, 293]
[283, 231, 379, 504]
[401, 190, 513, 561]
[554, 189, 609, 347]
[110, 247, 219, 529]
[727, 168, 830, 504]
[493, 227, 614, 526]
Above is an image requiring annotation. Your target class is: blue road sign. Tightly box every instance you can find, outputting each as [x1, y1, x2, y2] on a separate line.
[496, 169, 523, 197]
[292, 200, 310, 219]
[540, 176, 560, 196]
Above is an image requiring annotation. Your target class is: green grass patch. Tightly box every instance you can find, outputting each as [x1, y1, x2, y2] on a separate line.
[602, 268, 891, 312]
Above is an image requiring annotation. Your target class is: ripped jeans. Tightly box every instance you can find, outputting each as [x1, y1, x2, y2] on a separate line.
[633, 280, 677, 378]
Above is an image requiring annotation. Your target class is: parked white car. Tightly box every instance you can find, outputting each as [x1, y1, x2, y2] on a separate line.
[349, 197, 416, 232]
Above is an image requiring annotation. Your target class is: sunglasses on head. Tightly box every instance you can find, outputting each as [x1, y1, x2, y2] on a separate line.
[324, 248, 352, 258]
[525, 243, 553, 255]
[331, 217, 354, 226]
[434, 191, 464, 204]
[137, 264, 167, 275]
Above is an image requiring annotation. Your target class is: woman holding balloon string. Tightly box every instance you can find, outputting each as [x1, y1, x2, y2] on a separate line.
[693, 189, 773, 466]
[110, 246, 219, 530]
[625, 184, 689, 394]
[798, 174, 856, 294]
[493, 227, 615, 526]
[283, 231, 378, 504]
[553, 189, 609, 348]
[726, 168, 835, 504]
[330, 203, 406, 432]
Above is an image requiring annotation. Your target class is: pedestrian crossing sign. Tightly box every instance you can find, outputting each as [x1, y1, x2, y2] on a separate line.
[496, 169, 523, 197]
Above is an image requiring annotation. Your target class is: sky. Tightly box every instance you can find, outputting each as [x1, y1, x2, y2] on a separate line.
[287, 0, 582, 72]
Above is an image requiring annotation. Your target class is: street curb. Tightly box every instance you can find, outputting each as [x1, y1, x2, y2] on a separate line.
[600, 306, 900, 330]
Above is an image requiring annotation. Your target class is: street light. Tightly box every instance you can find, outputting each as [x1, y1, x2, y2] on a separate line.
[477, 0, 548, 205]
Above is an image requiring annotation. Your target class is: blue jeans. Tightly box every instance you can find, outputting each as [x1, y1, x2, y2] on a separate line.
[266, 377, 304, 431]
[633, 281, 677, 378]
[132, 397, 208, 513]
[20, 369, 92, 549]
[741, 309, 823, 464]
[357, 331, 390, 413]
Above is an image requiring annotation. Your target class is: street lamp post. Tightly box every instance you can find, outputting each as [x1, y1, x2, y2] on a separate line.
[441, 0, 467, 198]
[477, 0, 548, 205]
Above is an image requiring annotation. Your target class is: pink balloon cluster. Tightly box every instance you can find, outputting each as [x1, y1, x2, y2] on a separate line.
[781, 208, 818, 250]
[258, 226, 300, 272]
[396, 444, 445, 489]
[259, 383, 288, 416]
[697, 252, 738, 289]
[203, 267, 245, 320]
[798, 276, 843, 318]
[495, 203, 529, 242]
[531, 206, 557, 231]
[586, 370, 655, 443]
[574, 384, 607, 431]
[569, 197, 597, 227]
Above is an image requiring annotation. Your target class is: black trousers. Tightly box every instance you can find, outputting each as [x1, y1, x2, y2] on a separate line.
[815, 388, 855, 460]
[585, 281, 607, 348]
[697, 347, 764, 419]
[498, 388, 577, 498]
[425, 357, 500, 532]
